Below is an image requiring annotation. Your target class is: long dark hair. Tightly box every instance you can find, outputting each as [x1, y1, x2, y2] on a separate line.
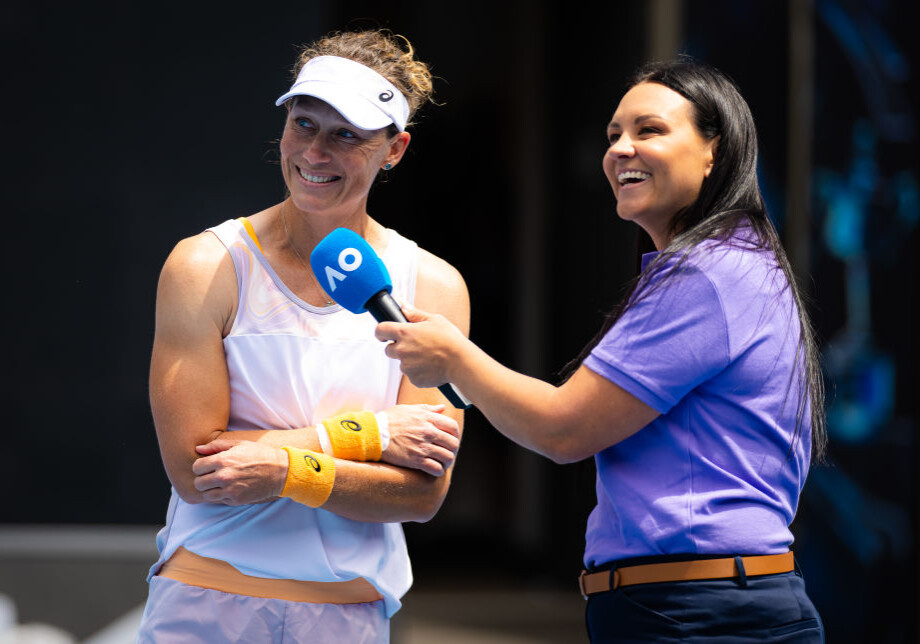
[569, 59, 826, 462]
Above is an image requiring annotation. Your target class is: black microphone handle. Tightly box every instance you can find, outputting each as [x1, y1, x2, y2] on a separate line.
[365, 290, 410, 324]
[366, 290, 472, 410]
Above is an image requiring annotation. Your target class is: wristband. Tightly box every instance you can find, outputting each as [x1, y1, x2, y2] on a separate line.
[375, 411, 390, 453]
[280, 447, 335, 508]
[322, 411, 382, 461]
[314, 423, 333, 455]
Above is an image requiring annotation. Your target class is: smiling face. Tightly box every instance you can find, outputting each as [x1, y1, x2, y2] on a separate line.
[280, 96, 409, 220]
[603, 82, 717, 249]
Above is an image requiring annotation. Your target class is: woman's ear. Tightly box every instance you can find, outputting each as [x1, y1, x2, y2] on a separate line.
[382, 131, 412, 170]
[704, 135, 720, 178]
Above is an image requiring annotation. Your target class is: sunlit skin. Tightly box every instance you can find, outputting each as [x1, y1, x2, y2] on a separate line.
[280, 96, 410, 225]
[603, 82, 718, 250]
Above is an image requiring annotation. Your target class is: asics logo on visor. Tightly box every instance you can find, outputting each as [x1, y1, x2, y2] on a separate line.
[379, 90, 394, 102]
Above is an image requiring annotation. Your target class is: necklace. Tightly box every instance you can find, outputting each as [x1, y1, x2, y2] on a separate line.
[281, 205, 335, 306]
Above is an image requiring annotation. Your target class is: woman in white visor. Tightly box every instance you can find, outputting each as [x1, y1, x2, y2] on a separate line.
[139, 29, 470, 643]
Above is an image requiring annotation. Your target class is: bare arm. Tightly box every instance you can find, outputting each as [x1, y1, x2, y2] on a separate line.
[377, 306, 658, 463]
[149, 233, 237, 503]
[198, 402, 460, 477]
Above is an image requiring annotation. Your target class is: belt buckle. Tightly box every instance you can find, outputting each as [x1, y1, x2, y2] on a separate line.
[579, 568, 621, 598]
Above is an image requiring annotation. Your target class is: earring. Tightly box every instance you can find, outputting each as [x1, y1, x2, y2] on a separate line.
[383, 163, 392, 170]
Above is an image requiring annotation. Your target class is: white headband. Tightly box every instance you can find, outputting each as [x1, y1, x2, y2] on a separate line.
[275, 55, 410, 132]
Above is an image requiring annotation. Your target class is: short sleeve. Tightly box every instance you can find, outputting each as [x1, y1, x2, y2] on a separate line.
[584, 266, 731, 414]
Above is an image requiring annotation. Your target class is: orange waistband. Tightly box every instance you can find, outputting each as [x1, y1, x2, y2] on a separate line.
[579, 552, 794, 597]
[158, 546, 383, 604]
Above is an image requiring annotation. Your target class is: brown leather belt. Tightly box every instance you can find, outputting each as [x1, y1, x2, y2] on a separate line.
[158, 546, 383, 604]
[579, 552, 794, 598]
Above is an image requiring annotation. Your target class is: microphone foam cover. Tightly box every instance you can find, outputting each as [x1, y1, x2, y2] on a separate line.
[309, 228, 393, 314]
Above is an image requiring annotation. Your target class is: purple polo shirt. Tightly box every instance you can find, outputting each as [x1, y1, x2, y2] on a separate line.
[582, 231, 811, 566]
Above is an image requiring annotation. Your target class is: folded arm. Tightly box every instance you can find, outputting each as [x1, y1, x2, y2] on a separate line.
[150, 234, 470, 523]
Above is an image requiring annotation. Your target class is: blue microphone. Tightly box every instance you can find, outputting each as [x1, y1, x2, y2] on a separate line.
[310, 228, 472, 409]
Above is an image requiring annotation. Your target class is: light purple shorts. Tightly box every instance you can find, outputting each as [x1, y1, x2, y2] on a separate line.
[136, 576, 389, 643]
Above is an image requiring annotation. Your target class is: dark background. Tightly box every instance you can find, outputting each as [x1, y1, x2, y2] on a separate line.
[3, 1, 917, 642]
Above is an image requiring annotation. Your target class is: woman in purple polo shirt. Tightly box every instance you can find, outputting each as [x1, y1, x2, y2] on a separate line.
[377, 59, 827, 642]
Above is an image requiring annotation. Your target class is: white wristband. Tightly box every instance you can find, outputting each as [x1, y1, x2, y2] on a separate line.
[375, 411, 390, 452]
[314, 423, 333, 455]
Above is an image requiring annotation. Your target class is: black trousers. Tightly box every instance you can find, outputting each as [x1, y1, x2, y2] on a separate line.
[585, 567, 823, 643]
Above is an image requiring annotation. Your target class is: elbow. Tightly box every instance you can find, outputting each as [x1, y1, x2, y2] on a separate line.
[544, 445, 590, 465]
[177, 491, 205, 505]
[170, 477, 206, 505]
[155, 426, 229, 506]
[534, 426, 595, 465]
[546, 450, 579, 465]
[405, 477, 449, 524]
[410, 501, 444, 524]
[163, 456, 209, 505]
[506, 404, 595, 464]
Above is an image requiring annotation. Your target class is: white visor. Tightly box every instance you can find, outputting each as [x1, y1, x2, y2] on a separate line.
[275, 55, 410, 132]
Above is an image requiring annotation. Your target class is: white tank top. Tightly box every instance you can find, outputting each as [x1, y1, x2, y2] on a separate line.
[148, 218, 419, 617]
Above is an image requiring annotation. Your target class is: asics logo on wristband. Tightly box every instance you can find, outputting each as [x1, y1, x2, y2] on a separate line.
[321, 410, 381, 461]
[303, 454, 322, 472]
[281, 447, 335, 508]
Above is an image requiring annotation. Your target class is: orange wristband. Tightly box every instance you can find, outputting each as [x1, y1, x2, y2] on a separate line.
[322, 411, 382, 461]
[280, 447, 335, 508]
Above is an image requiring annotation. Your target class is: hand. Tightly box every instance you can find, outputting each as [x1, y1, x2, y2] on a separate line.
[381, 404, 460, 477]
[376, 305, 468, 389]
[192, 439, 289, 505]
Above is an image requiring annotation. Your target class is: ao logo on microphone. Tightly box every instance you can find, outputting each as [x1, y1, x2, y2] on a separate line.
[322, 247, 363, 292]
[310, 227, 394, 314]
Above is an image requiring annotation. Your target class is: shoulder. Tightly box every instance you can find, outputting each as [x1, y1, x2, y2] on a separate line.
[690, 224, 779, 276]
[650, 233, 772, 292]
[415, 247, 470, 333]
[161, 231, 228, 276]
[159, 231, 236, 293]
[688, 236, 782, 301]
[416, 247, 467, 298]
[156, 230, 238, 334]
[625, 252, 728, 342]
[640, 249, 717, 303]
